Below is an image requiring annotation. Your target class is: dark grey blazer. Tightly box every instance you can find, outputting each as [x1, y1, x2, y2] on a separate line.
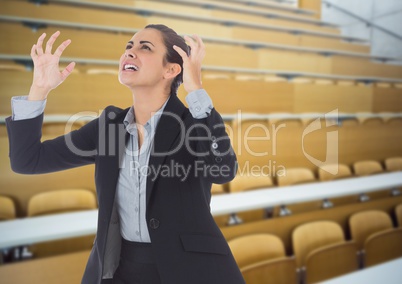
[6, 94, 245, 284]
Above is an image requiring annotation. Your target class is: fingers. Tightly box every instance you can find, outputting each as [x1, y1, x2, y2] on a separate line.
[35, 32, 47, 56]
[183, 34, 205, 59]
[45, 31, 60, 54]
[173, 45, 188, 62]
[54, 38, 72, 57]
[192, 34, 205, 50]
[61, 61, 76, 80]
[183, 35, 197, 57]
[30, 43, 38, 60]
[31, 31, 70, 58]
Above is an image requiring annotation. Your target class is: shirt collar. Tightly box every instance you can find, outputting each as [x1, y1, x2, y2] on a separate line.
[123, 96, 171, 135]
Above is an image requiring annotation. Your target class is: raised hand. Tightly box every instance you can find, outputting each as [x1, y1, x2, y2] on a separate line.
[173, 34, 205, 93]
[28, 31, 75, 100]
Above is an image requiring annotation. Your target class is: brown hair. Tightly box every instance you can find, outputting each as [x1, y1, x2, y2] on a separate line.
[145, 24, 190, 96]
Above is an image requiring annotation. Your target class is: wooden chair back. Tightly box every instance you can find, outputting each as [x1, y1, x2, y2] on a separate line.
[349, 210, 393, 250]
[292, 221, 344, 267]
[0, 195, 16, 220]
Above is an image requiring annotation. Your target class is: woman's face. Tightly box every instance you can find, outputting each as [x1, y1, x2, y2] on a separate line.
[118, 28, 171, 91]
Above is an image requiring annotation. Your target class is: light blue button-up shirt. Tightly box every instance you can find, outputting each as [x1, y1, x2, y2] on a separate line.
[116, 98, 168, 242]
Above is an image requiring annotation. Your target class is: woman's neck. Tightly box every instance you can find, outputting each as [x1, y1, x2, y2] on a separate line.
[131, 87, 170, 126]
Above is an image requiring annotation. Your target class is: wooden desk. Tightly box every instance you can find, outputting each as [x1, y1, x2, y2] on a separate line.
[0, 250, 90, 284]
[0, 210, 97, 249]
[210, 171, 402, 215]
[1, 172, 401, 249]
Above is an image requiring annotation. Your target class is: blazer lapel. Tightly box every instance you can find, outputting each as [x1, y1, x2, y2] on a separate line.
[146, 95, 187, 207]
[99, 108, 130, 215]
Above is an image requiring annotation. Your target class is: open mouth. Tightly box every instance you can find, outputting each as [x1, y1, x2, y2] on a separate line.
[123, 64, 139, 71]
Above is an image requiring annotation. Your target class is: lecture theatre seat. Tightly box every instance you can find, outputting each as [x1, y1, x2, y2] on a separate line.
[318, 164, 360, 207]
[385, 157, 402, 172]
[231, 118, 271, 174]
[27, 189, 97, 258]
[339, 117, 359, 127]
[396, 204, 402, 226]
[0, 124, 7, 138]
[349, 210, 393, 251]
[353, 160, 384, 176]
[357, 116, 383, 126]
[277, 167, 316, 186]
[211, 183, 226, 195]
[348, 210, 402, 267]
[275, 168, 320, 216]
[353, 160, 389, 200]
[0, 195, 16, 221]
[228, 234, 297, 284]
[211, 184, 231, 227]
[292, 221, 358, 283]
[318, 163, 353, 181]
[363, 227, 402, 267]
[0, 195, 16, 263]
[386, 117, 402, 126]
[41, 120, 85, 138]
[27, 189, 97, 217]
[229, 175, 275, 222]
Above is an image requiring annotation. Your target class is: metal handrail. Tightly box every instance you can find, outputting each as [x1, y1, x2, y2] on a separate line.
[323, 0, 402, 42]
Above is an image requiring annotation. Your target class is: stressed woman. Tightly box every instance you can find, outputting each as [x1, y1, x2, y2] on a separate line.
[6, 24, 245, 284]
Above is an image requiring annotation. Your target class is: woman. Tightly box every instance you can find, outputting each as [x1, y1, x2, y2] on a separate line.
[6, 24, 245, 284]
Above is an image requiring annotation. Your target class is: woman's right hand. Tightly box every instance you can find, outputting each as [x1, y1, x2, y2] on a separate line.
[28, 31, 75, 101]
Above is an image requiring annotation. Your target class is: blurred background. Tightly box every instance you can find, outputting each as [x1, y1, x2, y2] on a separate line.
[1, 0, 402, 283]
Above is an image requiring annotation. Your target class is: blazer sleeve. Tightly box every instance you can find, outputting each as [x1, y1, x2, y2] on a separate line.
[5, 113, 98, 174]
[189, 107, 238, 184]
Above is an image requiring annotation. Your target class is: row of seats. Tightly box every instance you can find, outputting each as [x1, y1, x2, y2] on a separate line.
[0, 189, 97, 260]
[1, 156, 400, 220]
[2, 69, 401, 116]
[140, 0, 330, 31]
[230, 116, 402, 180]
[40, 0, 345, 38]
[228, 207, 402, 283]
[2, 21, 400, 78]
[123, 0, 322, 26]
[4, 0, 402, 71]
[217, 157, 402, 193]
[1, 113, 401, 141]
[2, 189, 400, 265]
[2, 111, 401, 131]
[212, 157, 402, 225]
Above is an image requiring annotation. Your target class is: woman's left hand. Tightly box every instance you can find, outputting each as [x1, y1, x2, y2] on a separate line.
[173, 34, 205, 93]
